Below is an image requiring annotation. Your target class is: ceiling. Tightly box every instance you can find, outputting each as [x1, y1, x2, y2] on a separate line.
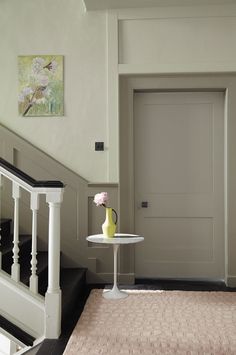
[83, 0, 236, 11]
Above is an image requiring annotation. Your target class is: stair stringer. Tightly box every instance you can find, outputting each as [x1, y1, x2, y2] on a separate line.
[0, 270, 45, 339]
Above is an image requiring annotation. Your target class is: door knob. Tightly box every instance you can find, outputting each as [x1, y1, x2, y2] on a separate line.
[141, 201, 148, 208]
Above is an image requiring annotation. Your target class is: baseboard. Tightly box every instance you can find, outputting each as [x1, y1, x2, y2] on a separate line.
[226, 276, 236, 287]
[86, 272, 135, 284]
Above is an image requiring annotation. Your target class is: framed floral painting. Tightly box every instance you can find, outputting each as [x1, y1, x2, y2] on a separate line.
[18, 55, 64, 117]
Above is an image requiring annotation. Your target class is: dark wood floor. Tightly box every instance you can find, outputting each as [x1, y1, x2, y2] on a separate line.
[35, 279, 236, 355]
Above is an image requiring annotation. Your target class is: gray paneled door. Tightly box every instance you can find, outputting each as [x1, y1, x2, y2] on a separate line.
[134, 91, 225, 279]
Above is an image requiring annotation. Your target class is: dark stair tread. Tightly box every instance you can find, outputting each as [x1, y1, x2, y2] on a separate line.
[0, 314, 35, 346]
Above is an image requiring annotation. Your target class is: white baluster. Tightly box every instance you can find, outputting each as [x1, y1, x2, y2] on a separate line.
[45, 190, 63, 339]
[11, 182, 20, 282]
[30, 192, 39, 293]
[0, 174, 2, 268]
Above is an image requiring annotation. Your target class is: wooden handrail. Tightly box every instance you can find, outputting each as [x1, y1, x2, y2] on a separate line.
[0, 158, 64, 188]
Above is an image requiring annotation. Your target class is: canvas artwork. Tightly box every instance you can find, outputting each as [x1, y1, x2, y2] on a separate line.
[18, 55, 64, 117]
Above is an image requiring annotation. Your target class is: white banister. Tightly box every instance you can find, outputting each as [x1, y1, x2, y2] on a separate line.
[0, 158, 64, 339]
[11, 182, 21, 282]
[45, 191, 63, 339]
[30, 192, 39, 294]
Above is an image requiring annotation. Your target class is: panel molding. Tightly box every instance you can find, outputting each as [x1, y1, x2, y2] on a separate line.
[118, 15, 236, 70]
[107, 11, 119, 182]
[119, 63, 236, 75]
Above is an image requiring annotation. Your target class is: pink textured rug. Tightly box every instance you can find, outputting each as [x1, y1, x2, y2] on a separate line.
[63, 289, 236, 355]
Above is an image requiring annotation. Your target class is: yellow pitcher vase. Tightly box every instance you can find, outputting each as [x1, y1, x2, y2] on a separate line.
[102, 207, 117, 238]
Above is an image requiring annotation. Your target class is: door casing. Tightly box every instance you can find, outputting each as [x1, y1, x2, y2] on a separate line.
[119, 75, 229, 283]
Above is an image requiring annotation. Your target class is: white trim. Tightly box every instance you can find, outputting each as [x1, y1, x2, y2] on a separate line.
[119, 64, 236, 75]
[0, 327, 27, 349]
[0, 270, 45, 338]
[33, 336, 45, 346]
[127, 83, 135, 233]
[81, 0, 87, 12]
[116, 4, 236, 20]
[107, 11, 119, 182]
[0, 270, 44, 306]
[224, 90, 229, 285]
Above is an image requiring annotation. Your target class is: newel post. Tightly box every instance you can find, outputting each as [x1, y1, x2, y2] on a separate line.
[45, 189, 64, 339]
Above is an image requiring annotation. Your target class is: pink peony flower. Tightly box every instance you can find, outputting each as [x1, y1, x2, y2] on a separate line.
[93, 192, 108, 207]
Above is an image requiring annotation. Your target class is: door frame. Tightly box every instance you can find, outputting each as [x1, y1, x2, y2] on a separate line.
[119, 74, 230, 283]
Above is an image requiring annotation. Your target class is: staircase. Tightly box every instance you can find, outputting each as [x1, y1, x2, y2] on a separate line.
[0, 217, 87, 351]
[0, 157, 88, 353]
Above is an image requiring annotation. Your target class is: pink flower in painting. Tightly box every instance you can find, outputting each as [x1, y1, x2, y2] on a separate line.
[19, 56, 59, 117]
[18, 86, 33, 102]
[93, 192, 108, 207]
[18, 93, 25, 103]
[38, 75, 49, 86]
[32, 57, 45, 75]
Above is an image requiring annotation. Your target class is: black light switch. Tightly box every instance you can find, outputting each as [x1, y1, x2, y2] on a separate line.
[141, 201, 148, 208]
[95, 142, 104, 151]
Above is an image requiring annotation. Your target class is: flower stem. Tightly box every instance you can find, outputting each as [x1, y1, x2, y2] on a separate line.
[23, 103, 33, 116]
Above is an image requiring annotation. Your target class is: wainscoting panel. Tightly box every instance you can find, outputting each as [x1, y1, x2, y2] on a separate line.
[0, 124, 121, 283]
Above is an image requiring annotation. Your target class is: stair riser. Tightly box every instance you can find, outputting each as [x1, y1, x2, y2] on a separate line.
[61, 272, 86, 321]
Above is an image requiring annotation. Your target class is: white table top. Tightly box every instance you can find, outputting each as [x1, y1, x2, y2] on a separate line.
[87, 233, 144, 244]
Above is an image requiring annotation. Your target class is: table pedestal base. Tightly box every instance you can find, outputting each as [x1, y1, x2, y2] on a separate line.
[103, 285, 128, 300]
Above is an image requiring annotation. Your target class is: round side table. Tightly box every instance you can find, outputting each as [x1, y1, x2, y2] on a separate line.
[86, 234, 144, 300]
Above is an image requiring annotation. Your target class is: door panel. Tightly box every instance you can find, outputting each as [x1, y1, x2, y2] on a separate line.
[134, 92, 224, 279]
